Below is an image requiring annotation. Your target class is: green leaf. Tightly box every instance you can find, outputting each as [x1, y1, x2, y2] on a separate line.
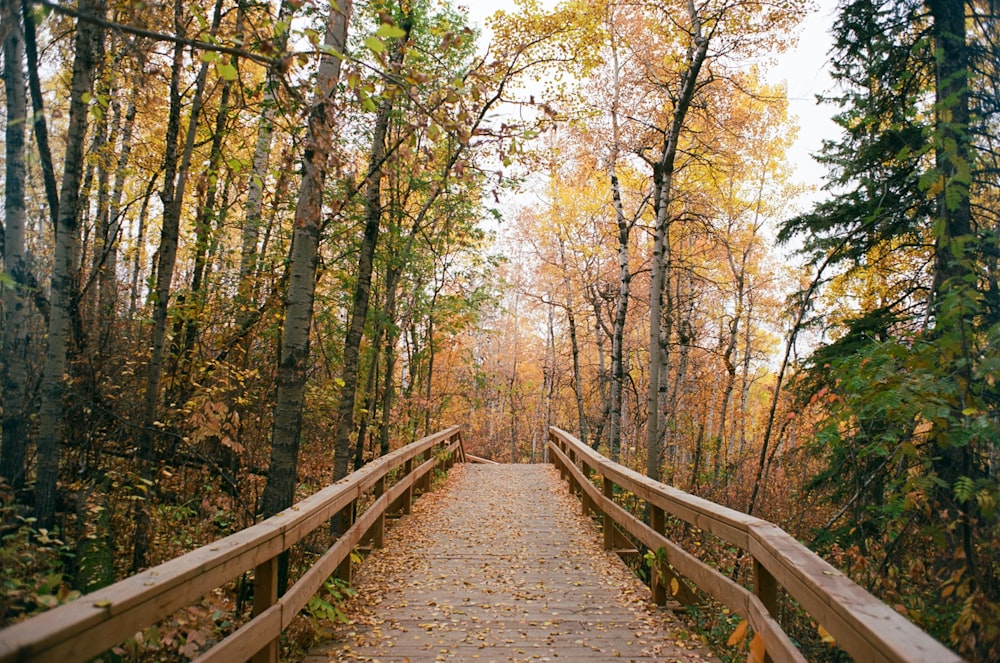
[216, 62, 237, 81]
[364, 36, 385, 54]
[375, 23, 407, 39]
[201, 50, 220, 63]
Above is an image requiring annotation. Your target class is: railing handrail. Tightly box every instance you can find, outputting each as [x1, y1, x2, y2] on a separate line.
[0, 426, 466, 663]
[547, 426, 961, 663]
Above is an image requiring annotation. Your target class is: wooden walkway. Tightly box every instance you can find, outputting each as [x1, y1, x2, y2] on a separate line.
[308, 463, 715, 662]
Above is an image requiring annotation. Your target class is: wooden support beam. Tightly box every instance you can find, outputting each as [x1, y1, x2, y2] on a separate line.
[251, 557, 279, 663]
[335, 501, 356, 584]
[403, 458, 414, 514]
[754, 558, 778, 663]
[602, 476, 614, 551]
[372, 477, 386, 549]
[650, 505, 667, 605]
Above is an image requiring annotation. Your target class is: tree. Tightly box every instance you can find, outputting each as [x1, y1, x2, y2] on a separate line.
[132, 0, 228, 570]
[780, 1, 999, 656]
[329, 10, 412, 482]
[33, 0, 106, 529]
[260, 0, 352, 521]
[620, 0, 803, 482]
[1, 0, 30, 492]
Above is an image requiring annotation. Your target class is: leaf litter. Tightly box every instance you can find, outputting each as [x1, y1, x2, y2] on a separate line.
[306, 463, 717, 662]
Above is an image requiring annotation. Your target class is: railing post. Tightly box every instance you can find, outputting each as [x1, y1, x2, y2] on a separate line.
[403, 457, 414, 514]
[418, 450, 432, 492]
[335, 500, 356, 584]
[372, 476, 386, 549]
[251, 556, 279, 663]
[650, 505, 667, 605]
[579, 462, 591, 516]
[602, 476, 614, 551]
[754, 558, 778, 663]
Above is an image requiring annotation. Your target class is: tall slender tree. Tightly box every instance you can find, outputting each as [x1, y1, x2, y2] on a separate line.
[780, 1, 999, 656]
[34, 0, 106, 529]
[260, 0, 352, 519]
[1, 0, 30, 492]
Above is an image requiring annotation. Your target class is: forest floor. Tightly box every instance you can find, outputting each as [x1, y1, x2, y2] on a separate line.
[307, 463, 716, 662]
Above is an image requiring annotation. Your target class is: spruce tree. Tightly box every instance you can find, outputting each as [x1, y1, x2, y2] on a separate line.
[780, 1, 999, 656]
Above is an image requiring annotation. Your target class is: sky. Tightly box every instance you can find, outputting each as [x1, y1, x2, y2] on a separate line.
[462, 0, 842, 209]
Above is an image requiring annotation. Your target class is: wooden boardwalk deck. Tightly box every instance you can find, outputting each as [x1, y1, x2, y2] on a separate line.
[308, 463, 715, 662]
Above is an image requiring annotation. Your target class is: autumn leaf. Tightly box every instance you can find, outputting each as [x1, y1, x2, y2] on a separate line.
[818, 623, 836, 646]
[727, 619, 749, 647]
[748, 632, 766, 663]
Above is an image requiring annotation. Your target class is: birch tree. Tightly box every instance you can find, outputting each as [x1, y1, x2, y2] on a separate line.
[34, 0, 106, 529]
[260, 0, 352, 519]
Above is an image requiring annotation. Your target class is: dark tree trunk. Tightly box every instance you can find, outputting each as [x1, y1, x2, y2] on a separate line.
[19, 0, 59, 229]
[132, 0, 221, 570]
[646, 3, 709, 482]
[261, 0, 352, 519]
[331, 24, 411, 480]
[608, 174, 631, 462]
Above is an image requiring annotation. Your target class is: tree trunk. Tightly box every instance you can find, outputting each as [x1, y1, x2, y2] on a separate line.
[557, 239, 589, 446]
[261, 0, 352, 520]
[331, 24, 411, 480]
[1, 0, 30, 492]
[926, 0, 977, 581]
[127, 172, 157, 320]
[174, 28, 240, 397]
[34, 0, 105, 529]
[84, 66, 112, 338]
[714, 245, 747, 480]
[236, 0, 291, 350]
[19, 0, 58, 229]
[377, 276, 400, 458]
[98, 63, 141, 341]
[646, 0, 709, 482]
[609, 174, 631, 462]
[132, 0, 220, 570]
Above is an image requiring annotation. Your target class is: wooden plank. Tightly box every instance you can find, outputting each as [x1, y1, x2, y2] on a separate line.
[281, 485, 359, 548]
[551, 427, 958, 663]
[192, 601, 282, 663]
[547, 428, 756, 547]
[309, 464, 719, 663]
[748, 523, 962, 663]
[0, 426, 464, 663]
[251, 556, 279, 663]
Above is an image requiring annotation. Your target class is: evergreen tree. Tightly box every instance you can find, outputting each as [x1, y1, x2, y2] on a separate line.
[780, 1, 999, 656]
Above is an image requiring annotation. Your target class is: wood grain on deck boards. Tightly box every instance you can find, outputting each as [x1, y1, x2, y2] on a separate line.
[307, 463, 716, 662]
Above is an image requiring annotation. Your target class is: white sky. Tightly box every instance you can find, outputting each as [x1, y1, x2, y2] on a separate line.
[462, 0, 841, 207]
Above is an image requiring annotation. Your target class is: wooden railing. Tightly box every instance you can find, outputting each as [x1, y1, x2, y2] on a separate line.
[547, 426, 961, 663]
[0, 426, 465, 663]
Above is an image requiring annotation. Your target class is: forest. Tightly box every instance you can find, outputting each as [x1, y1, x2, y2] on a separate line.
[0, 0, 998, 660]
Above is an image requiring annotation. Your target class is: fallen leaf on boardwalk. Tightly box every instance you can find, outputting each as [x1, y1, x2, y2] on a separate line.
[311, 464, 719, 661]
